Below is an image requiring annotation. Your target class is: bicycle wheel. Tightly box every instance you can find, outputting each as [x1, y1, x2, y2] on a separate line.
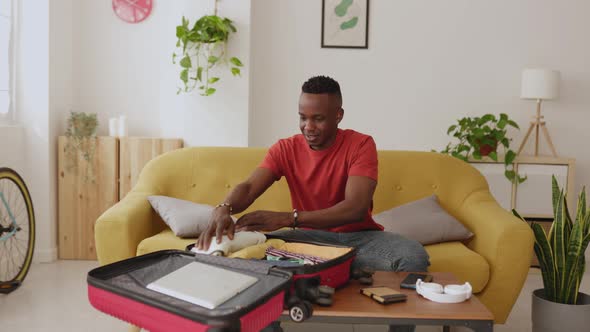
[0, 168, 35, 294]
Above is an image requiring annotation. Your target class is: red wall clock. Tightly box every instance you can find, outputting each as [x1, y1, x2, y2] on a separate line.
[112, 0, 153, 24]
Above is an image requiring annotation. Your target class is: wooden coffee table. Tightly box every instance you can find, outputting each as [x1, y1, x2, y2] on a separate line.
[281, 271, 494, 332]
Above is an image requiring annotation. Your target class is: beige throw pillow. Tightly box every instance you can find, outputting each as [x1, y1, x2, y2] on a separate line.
[147, 196, 236, 238]
[373, 195, 473, 245]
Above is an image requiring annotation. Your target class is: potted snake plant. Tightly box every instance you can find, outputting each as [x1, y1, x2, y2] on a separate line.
[513, 176, 590, 332]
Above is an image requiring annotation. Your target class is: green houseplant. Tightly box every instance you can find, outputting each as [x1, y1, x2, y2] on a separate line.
[172, 3, 243, 96]
[64, 112, 99, 182]
[513, 176, 590, 331]
[440, 113, 526, 183]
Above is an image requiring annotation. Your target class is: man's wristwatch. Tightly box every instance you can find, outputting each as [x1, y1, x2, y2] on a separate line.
[215, 202, 233, 214]
[292, 209, 298, 229]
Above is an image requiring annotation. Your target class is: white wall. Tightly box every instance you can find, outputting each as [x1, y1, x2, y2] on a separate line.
[16, 0, 55, 262]
[70, 0, 251, 146]
[250, 0, 590, 194]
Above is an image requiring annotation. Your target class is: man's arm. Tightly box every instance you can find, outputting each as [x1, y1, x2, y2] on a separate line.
[196, 167, 276, 250]
[235, 175, 377, 231]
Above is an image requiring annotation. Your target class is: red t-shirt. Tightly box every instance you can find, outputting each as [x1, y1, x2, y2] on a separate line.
[259, 129, 384, 232]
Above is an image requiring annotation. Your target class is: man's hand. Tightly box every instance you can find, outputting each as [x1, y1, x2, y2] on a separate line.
[196, 207, 235, 250]
[235, 211, 292, 232]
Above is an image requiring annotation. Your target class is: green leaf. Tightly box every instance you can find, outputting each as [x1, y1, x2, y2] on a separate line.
[498, 119, 508, 129]
[180, 69, 188, 83]
[196, 67, 203, 82]
[488, 151, 498, 161]
[472, 150, 482, 160]
[478, 114, 495, 125]
[208, 77, 220, 84]
[208, 55, 219, 64]
[505, 170, 516, 181]
[507, 120, 520, 129]
[180, 55, 191, 68]
[447, 125, 457, 135]
[231, 67, 241, 76]
[172, 53, 177, 64]
[501, 138, 510, 148]
[505, 150, 516, 165]
[500, 113, 508, 122]
[205, 87, 216, 96]
[176, 25, 188, 39]
[230, 57, 243, 67]
[552, 176, 560, 217]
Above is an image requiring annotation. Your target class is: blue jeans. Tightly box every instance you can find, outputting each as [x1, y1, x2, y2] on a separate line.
[269, 229, 430, 272]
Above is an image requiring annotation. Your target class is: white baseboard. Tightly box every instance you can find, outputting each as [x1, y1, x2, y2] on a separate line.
[33, 247, 58, 263]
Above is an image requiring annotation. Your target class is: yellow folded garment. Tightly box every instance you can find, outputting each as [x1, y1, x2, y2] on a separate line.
[228, 239, 286, 259]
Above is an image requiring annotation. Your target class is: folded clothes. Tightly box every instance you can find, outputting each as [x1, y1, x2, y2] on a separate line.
[265, 247, 327, 265]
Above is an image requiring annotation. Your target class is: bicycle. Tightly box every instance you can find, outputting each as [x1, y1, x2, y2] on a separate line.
[0, 167, 35, 294]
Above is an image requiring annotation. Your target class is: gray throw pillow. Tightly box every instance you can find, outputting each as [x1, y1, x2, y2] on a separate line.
[147, 196, 236, 238]
[373, 195, 473, 245]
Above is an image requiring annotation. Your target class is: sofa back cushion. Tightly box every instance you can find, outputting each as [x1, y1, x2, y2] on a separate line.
[374, 151, 488, 219]
[135, 148, 488, 221]
[134, 147, 292, 216]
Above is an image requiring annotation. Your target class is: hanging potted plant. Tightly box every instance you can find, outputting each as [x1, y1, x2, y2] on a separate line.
[64, 111, 99, 183]
[513, 176, 590, 332]
[172, 0, 243, 96]
[440, 113, 526, 183]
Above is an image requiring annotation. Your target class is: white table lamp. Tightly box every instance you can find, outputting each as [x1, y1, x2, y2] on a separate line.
[518, 68, 560, 157]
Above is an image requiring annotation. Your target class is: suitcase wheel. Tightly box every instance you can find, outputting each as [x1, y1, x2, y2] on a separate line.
[289, 300, 312, 323]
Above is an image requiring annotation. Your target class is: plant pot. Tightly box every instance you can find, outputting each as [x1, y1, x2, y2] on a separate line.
[532, 289, 590, 332]
[475, 135, 498, 157]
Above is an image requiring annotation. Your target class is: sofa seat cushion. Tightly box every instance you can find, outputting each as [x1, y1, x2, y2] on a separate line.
[425, 241, 490, 293]
[137, 229, 196, 256]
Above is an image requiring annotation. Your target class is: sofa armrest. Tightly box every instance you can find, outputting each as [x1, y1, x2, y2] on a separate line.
[95, 191, 165, 265]
[456, 190, 534, 323]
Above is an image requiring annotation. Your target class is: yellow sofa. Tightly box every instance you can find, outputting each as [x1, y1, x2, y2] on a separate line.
[95, 147, 533, 323]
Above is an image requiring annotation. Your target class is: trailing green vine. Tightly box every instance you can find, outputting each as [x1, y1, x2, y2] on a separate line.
[172, 7, 243, 96]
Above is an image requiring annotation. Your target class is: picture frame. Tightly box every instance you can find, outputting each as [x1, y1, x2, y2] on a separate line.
[321, 0, 369, 49]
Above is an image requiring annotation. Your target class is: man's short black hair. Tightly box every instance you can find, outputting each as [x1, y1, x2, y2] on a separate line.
[302, 76, 342, 104]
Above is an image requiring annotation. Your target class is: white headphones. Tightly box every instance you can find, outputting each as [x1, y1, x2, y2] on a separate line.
[416, 279, 472, 303]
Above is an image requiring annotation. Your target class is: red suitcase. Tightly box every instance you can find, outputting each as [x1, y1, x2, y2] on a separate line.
[187, 236, 364, 322]
[87, 250, 291, 332]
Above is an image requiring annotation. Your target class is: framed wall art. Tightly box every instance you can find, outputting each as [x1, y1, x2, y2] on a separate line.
[321, 0, 369, 49]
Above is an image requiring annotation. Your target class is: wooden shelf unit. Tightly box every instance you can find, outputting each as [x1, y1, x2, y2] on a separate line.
[57, 136, 183, 260]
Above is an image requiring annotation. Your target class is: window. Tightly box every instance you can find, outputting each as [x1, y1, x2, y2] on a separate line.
[0, 0, 14, 121]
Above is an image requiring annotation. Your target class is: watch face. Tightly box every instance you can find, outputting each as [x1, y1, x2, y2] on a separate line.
[112, 0, 153, 24]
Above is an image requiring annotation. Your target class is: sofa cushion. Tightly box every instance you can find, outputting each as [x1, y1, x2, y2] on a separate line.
[373, 194, 473, 245]
[137, 229, 197, 256]
[147, 195, 236, 238]
[425, 241, 490, 293]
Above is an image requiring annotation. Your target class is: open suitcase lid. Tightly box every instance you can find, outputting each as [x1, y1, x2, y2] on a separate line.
[87, 250, 292, 326]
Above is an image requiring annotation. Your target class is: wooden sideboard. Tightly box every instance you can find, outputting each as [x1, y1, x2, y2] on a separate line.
[57, 136, 183, 260]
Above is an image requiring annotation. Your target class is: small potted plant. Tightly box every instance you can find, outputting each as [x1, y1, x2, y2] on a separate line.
[64, 111, 98, 182]
[513, 176, 590, 332]
[172, 1, 243, 96]
[440, 113, 526, 183]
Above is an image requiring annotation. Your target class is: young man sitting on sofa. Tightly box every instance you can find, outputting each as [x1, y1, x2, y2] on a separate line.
[197, 75, 429, 274]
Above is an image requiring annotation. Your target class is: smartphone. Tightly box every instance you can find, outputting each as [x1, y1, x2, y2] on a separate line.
[400, 273, 433, 289]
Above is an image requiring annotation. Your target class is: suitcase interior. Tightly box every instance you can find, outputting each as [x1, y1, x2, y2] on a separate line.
[88, 250, 291, 325]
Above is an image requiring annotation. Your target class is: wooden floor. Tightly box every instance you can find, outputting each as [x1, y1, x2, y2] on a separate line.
[1, 261, 589, 332]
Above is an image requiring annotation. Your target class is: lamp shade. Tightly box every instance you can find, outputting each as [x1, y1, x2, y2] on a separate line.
[520, 68, 560, 100]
